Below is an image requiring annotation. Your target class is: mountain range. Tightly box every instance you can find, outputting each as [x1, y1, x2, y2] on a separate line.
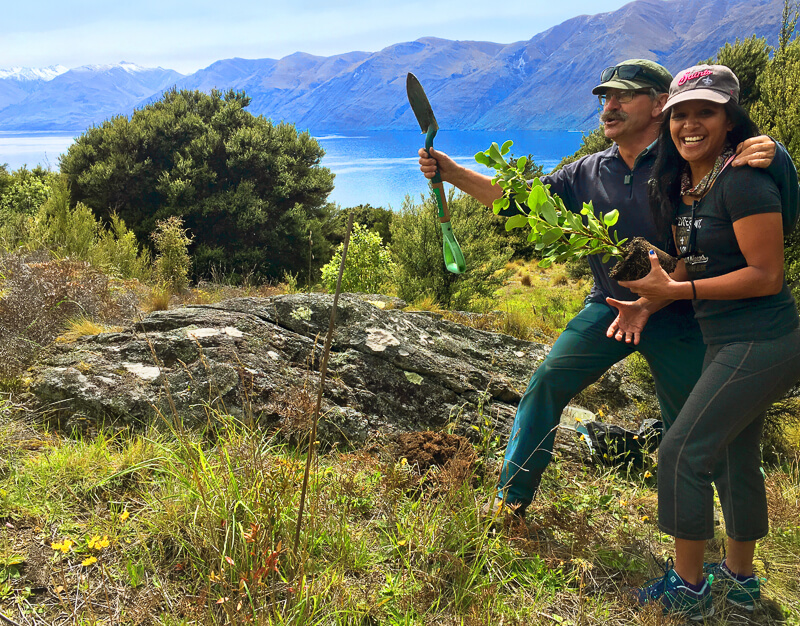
[0, 0, 787, 133]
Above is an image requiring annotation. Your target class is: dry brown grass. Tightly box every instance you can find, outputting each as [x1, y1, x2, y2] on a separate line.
[520, 274, 532, 287]
[0, 253, 137, 378]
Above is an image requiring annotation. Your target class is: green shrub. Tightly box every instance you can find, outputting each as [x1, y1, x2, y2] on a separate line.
[390, 191, 513, 311]
[60, 88, 334, 281]
[91, 214, 152, 281]
[320, 222, 395, 293]
[0, 166, 57, 250]
[152, 216, 193, 292]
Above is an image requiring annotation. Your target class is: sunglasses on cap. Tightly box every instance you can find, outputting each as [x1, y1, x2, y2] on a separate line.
[600, 64, 666, 89]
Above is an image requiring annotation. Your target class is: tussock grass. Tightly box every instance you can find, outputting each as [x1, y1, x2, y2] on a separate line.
[56, 315, 124, 343]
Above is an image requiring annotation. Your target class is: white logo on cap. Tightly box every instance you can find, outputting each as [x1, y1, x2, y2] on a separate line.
[701, 77, 713, 86]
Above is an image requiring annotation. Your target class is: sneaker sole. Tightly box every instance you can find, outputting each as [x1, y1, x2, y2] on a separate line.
[726, 596, 756, 612]
[687, 606, 715, 622]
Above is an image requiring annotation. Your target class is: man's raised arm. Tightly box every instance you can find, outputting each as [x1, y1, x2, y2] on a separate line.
[418, 147, 503, 207]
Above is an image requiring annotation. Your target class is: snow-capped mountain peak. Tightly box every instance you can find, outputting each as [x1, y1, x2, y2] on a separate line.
[0, 65, 68, 82]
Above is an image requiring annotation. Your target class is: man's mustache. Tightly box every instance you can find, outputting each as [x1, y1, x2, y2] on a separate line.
[601, 110, 629, 123]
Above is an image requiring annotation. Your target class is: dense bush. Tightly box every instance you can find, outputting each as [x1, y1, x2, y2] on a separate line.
[152, 216, 193, 293]
[391, 192, 513, 310]
[320, 222, 395, 294]
[60, 88, 335, 281]
[0, 166, 57, 250]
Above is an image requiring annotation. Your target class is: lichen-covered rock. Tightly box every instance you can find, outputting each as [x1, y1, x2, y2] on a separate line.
[27, 293, 648, 445]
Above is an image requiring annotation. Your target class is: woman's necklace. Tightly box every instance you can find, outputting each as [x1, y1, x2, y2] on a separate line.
[680, 145, 735, 198]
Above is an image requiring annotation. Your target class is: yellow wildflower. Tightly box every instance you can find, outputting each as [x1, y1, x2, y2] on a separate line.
[81, 556, 98, 566]
[51, 539, 73, 554]
[119, 511, 130, 522]
[644, 471, 653, 479]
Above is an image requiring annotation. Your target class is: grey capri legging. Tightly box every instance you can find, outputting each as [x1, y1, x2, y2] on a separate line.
[657, 327, 800, 542]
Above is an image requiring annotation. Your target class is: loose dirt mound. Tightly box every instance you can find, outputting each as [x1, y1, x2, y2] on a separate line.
[392, 431, 476, 474]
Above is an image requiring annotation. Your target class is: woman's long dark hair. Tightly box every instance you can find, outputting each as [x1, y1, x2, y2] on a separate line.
[648, 101, 761, 234]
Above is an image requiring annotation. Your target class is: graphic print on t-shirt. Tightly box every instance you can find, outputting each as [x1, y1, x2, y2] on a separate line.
[676, 215, 708, 272]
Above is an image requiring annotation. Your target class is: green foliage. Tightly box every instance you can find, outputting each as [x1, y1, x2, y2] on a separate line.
[15, 176, 151, 281]
[60, 88, 335, 281]
[331, 204, 394, 245]
[496, 154, 546, 259]
[0, 166, 55, 217]
[390, 192, 513, 310]
[32, 176, 99, 260]
[320, 222, 395, 294]
[92, 214, 152, 281]
[703, 35, 771, 110]
[151, 216, 193, 293]
[475, 141, 625, 268]
[554, 126, 613, 171]
[0, 166, 57, 251]
[748, 1, 800, 302]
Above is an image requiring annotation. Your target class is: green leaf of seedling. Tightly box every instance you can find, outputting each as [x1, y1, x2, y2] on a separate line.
[527, 185, 547, 211]
[501, 140, 513, 155]
[541, 227, 564, 245]
[516, 155, 527, 172]
[571, 236, 590, 248]
[505, 214, 529, 230]
[492, 197, 508, 214]
[603, 209, 620, 227]
[474, 152, 493, 167]
[489, 142, 505, 165]
[531, 177, 543, 188]
[602, 253, 612, 263]
[541, 200, 558, 226]
[538, 258, 553, 268]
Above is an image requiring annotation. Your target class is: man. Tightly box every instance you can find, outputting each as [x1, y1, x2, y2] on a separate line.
[418, 59, 795, 516]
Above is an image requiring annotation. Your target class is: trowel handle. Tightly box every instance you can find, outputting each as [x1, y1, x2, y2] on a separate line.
[424, 126, 442, 184]
[432, 182, 450, 222]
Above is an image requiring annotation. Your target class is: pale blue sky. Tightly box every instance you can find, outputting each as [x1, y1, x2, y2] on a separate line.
[2, 0, 632, 74]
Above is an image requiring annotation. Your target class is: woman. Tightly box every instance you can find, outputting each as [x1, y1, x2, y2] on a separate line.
[609, 64, 800, 620]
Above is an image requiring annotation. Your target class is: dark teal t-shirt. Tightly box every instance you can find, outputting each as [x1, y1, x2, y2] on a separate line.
[676, 166, 799, 344]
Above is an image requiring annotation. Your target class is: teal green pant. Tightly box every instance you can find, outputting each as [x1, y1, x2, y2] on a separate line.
[498, 302, 705, 506]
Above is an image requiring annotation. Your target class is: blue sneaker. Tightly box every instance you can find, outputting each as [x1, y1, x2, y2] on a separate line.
[704, 559, 760, 611]
[632, 558, 714, 621]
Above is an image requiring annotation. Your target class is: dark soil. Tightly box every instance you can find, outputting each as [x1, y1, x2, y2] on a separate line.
[608, 237, 677, 281]
[392, 431, 475, 473]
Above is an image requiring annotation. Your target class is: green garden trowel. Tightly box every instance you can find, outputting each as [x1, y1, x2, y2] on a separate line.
[406, 72, 466, 274]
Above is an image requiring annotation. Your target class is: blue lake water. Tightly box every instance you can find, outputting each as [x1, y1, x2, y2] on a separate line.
[0, 129, 583, 209]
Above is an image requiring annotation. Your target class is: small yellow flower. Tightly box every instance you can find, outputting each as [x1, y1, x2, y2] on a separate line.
[644, 471, 653, 479]
[579, 434, 585, 440]
[81, 556, 98, 566]
[52, 539, 73, 554]
[620, 500, 628, 506]
[119, 511, 130, 522]
[641, 515, 650, 522]
[88, 535, 110, 550]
